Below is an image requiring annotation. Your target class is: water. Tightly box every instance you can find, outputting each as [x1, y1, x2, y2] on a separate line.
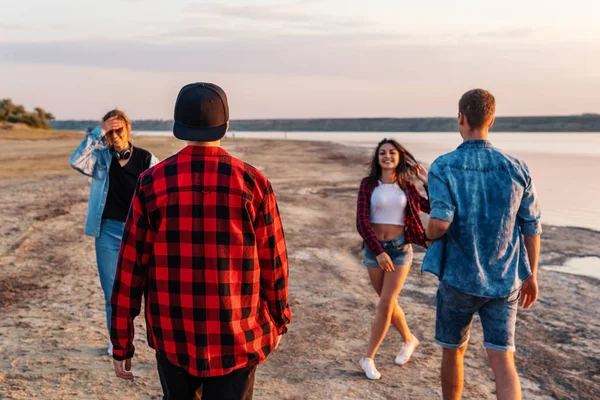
[133, 130, 600, 231]
[545, 257, 600, 280]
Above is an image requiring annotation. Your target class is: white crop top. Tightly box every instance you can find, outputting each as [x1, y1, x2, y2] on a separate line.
[369, 181, 407, 225]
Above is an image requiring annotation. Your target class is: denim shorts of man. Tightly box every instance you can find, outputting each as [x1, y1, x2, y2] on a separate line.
[422, 89, 542, 400]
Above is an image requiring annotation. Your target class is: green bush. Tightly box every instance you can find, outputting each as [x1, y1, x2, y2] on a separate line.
[0, 99, 54, 129]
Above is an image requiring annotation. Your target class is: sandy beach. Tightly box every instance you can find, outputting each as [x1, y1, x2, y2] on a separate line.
[0, 133, 599, 399]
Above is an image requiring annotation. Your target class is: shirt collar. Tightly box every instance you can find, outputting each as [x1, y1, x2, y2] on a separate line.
[180, 145, 231, 157]
[457, 139, 493, 149]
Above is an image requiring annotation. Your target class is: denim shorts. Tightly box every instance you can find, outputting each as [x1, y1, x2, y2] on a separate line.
[435, 281, 520, 352]
[363, 233, 413, 268]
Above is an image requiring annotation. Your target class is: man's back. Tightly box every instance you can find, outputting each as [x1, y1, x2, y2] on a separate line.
[424, 140, 542, 298]
[426, 89, 542, 400]
[111, 145, 291, 377]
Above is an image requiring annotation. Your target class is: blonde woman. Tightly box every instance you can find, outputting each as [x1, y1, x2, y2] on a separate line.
[69, 110, 158, 355]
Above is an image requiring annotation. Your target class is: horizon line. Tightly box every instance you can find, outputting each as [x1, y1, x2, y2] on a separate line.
[53, 113, 600, 122]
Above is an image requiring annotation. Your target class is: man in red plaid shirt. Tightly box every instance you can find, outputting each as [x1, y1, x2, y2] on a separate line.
[110, 82, 291, 399]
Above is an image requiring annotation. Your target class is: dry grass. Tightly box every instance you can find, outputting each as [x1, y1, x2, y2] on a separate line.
[0, 125, 82, 140]
[0, 130, 184, 179]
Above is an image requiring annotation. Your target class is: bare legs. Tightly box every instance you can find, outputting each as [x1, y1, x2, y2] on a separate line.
[365, 264, 412, 359]
[487, 349, 521, 400]
[441, 346, 467, 400]
[441, 346, 521, 400]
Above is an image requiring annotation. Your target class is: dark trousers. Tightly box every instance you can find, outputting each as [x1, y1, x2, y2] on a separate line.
[156, 353, 257, 400]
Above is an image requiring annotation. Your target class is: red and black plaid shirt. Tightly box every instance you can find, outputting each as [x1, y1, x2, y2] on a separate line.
[356, 177, 430, 255]
[110, 145, 291, 377]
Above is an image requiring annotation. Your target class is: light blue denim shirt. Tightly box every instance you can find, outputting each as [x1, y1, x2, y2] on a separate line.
[422, 140, 542, 298]
[69, 127, 159, 237]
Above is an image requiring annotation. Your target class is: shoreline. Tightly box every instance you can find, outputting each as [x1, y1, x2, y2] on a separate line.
[0, 136, 598, 399]
[4, 128, 600, 231]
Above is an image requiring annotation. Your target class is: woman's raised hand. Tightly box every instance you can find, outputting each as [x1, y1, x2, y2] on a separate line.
[100, 116, 122, 134]
[415, 164, 428, 185]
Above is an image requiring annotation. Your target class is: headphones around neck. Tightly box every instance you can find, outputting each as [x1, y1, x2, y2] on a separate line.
[112, 144, 132, 160]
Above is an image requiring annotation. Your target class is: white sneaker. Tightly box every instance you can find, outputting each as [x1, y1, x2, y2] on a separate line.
[394, 335, 419, 365]
[360, 357, 382, 380]
[107, 340, 113, 356]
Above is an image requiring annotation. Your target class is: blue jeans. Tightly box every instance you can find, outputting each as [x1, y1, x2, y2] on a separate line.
[363, 233, 413, 268]
[94, 219, 125, 335]
[435, 281, 520, 352]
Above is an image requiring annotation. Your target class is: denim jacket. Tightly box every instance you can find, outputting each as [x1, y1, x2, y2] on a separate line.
[69, 126, 159, 237]
[422, 140, 542, 298]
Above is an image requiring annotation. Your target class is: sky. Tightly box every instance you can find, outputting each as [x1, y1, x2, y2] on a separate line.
[1, 0, 600, 120]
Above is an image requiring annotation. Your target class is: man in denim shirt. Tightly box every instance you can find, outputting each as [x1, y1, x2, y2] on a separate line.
[423, 89, 542, 400]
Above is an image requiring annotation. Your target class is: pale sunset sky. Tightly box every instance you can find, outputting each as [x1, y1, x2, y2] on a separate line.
[1, 0, 599, 119]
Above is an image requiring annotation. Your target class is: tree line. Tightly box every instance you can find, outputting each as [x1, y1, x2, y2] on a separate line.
[51, 115, 600, 132]
[0, 99, 55, 129]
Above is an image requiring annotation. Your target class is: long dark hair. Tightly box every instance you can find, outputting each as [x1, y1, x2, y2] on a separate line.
[366, 138, 419, 184]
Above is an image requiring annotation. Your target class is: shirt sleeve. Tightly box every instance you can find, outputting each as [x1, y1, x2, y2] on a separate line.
[254, 184, 292, 335]
[517, 167, 542, 236]
[69, 126, 107, 177]
[427, 162, 456, 222]
[110, 176, 155, 360]
[356, 179, 384, 256]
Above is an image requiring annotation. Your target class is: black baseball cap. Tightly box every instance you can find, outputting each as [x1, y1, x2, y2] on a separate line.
[173, 82, 229, 141]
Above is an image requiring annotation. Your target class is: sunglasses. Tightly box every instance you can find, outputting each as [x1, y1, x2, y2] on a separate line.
[106, 127, 124, 136]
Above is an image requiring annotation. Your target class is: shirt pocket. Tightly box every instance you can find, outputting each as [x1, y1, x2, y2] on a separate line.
[92, 158, 108, 180]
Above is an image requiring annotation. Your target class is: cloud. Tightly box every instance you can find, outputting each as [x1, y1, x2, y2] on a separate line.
[0, 23, 29, 31]
[181, 1, 370, 34]
[1, 35, 591, 84]
[136, 2, 550, 47]
[478, 27, 542, 39]
[0, 1, 594, 84]
[0, 37, 458, 79]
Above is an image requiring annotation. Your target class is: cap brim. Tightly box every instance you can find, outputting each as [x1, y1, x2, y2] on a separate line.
[173, 121, 227, 141]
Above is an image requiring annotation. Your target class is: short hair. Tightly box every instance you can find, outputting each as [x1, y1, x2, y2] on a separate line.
[458, 89, 496, 129]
